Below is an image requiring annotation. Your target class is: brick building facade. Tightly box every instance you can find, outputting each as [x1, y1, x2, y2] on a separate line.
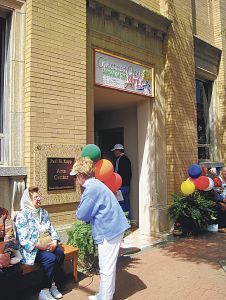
[0, 0, 225, 237]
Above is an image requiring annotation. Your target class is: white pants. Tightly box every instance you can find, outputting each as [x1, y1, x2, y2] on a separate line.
[97, 233, 124, 300]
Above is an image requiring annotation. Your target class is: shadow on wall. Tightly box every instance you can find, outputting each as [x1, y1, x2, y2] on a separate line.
[163, 0, 198, 198]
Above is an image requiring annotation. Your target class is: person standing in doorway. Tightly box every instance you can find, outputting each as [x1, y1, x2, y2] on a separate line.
[111, 144, 132, 218]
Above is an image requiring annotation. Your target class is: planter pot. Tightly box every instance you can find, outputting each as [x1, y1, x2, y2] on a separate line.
[207, 224, 218, 232]
[173, 229, 183, 236]
[177, 218, 202, 235]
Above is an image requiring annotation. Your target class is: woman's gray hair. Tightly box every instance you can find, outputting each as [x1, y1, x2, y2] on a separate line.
[71, 157, 95, 178]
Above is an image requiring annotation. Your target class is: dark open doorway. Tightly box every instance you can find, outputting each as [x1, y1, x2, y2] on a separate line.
[96, 127, 124, 163]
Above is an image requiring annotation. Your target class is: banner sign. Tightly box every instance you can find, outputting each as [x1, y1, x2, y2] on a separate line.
[95, 50, 154, 97]
[47, 158, 74, 191]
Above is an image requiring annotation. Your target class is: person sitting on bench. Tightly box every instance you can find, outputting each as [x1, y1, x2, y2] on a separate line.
[15, 187, 65, 300]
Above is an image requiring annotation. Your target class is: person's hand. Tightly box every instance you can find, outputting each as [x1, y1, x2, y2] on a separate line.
[217, 187, 223, 193]
[46, 241, 57, 252]
[0, 253, 10, 268]
[35, 243, 49, 251]
[220, 202, 226, 211]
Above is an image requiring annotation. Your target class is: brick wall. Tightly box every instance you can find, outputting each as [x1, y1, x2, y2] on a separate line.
[25, 0, 87, 184]
[160, 0, 197, 199]
[193, 0, 214, 44]
[212, 0, 226, 162]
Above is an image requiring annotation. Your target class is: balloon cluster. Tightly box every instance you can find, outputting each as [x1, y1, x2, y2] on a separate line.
[81, 144, 122, 192]
[180, 164, 214, 196]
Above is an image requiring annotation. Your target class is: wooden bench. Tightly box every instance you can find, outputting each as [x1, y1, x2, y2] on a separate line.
[60, 243, 79, 282]
[20, 243, 79, 282]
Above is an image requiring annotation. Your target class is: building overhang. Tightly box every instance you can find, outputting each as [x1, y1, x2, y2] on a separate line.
[87, 0, 172, 40]
[194, 35, 222, 81]
[0, 0, 25, 11]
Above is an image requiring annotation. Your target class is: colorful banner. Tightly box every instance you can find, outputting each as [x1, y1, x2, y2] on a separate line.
[95, 50, 154, 97]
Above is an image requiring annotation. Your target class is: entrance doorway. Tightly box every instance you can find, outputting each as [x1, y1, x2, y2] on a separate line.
[96, 127, 124, 163]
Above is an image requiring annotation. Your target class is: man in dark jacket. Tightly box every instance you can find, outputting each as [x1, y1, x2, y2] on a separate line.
[111, 144, 132, 218]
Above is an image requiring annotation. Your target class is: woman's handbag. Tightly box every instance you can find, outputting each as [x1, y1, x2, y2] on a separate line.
[38, 231, 52, 246]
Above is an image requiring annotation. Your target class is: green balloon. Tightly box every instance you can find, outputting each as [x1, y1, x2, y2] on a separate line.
[81, 144, 101, 162]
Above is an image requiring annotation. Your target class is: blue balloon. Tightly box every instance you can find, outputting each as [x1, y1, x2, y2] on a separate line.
[188, 164, 202, 179]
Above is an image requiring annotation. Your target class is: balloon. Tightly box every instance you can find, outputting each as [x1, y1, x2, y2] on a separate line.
[188, 164, 202, 178]
[204, 177, 214, 191]
[82, 144, 101, 162]
[181, 180, 195, 195]
[95, 159, 113, 182]
[104, 172, 122, 192]
[193, 176, 209, 190]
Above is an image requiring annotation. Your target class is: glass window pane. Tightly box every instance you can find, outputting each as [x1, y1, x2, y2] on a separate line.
[0, 18, 5, 134]
[196, 79, 213, 160]
[0, 137, 2, 162]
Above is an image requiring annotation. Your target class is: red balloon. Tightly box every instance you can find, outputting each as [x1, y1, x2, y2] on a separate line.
[193, 176, 209, 190]
[95, 159, 113, 182]
[103, 172, 122, 192]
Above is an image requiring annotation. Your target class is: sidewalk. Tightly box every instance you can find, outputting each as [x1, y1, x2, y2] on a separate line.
[23, 231, 226, 300]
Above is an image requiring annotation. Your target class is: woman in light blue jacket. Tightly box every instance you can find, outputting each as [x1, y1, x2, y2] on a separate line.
[70, 157, 130, 300]
[15, 187, 64, 300]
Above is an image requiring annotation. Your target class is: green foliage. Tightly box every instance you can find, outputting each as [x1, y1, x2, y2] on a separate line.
[124, 212, 136, 237]
[67, 213, 134, 274]
[168, 191, 216, 234]
[67, 220, 98, 273]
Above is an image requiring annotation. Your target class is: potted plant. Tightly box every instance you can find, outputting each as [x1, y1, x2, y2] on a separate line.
[168, 191, 216, 235]
[67, 220, 98, 274]
[67, 213, 134, 274]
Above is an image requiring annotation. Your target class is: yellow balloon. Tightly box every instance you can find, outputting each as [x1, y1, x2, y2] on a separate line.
[181, 180, 195, 195]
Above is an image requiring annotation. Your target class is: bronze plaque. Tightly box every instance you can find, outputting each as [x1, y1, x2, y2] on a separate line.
[47, 158, 75, 191]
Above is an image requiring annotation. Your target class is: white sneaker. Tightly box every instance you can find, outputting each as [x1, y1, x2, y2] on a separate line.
[88, 295, 98, 300]
[50, 282, 63, 299]
[39, 289, 55, 300]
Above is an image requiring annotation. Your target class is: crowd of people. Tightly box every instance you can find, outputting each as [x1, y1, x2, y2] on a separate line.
[208, 166, 226, 232]
[4, 143, 226, 300]
[0, 145, 131, 300]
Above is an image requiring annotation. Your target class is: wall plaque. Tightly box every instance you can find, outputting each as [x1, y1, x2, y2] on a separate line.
[47, 158, 75, 191]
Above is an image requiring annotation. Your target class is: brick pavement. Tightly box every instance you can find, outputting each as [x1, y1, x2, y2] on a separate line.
[23, 232, 226, 300]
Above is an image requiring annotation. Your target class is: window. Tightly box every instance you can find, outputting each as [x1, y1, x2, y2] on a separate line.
[0, 17, 5, 164]
[196, 79, 213, 160]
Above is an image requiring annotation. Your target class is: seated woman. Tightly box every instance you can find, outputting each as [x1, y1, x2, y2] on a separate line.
[15, 187, 65, 300]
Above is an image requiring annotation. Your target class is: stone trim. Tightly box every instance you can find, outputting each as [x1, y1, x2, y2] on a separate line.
[194, 35, 222, 80]
[198, 161, 224, 168]
[0, 0, 25, 10]
[87, 0, 172, 40]
[0, 166, 27, 176]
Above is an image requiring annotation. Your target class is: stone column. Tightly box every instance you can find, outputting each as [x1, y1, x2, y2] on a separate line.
[160, 0, 197, 198]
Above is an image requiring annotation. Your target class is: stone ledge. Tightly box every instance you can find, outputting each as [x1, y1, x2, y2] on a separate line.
[0, 166, 27, 176]
[0, 0, 26, 10]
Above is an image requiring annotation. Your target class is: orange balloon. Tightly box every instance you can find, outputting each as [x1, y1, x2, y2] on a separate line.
[95, 159, 113, 182]
[104, 172, 122, 192]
